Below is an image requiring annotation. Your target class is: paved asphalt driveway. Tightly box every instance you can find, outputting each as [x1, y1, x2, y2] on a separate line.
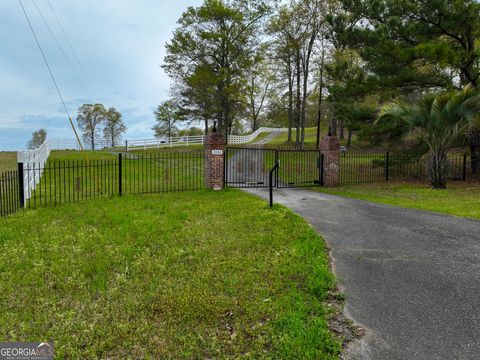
[244, 188, 480, 360]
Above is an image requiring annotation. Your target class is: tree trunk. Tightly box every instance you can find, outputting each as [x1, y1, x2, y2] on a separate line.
[301, 69, 307, 148]
[470, 142, 480, 176]
[286, 57, 294, 143]
[347, 128, 353, 147]
[316, 39, 326, 148]
[91, 133, 95, 151]
[339, 126, 345, 140]
[331, 109, 338, 137]
[295, 49, 301, 145]
[316, 72, 324, 147]
[426, 150, 449, 189]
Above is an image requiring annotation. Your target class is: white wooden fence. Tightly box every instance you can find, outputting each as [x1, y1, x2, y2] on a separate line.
[125, 127, 288, 151]
[48, 138, 122, 150]
[17, 139, 51, 201]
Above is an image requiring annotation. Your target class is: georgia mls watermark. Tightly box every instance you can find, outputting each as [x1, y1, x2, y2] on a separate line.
[0, 342, 54, 360]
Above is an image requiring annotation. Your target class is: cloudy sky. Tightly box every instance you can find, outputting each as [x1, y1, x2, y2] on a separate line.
[0, 0, 202, 150]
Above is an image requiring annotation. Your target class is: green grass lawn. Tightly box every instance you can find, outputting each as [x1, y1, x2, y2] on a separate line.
[265, 127, 356, 147]
[267, 127, 321, 146]
[317, 181, 480, 219]
[48, 150, 117, 161]
[247, 131, 271, 143]
[0, 152, 17, 173]
[0, 190, 341, 358]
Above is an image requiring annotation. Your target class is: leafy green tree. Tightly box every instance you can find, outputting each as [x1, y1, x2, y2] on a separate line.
[77, 104, 107, 150]
[153, 100, 183, 138]
[269, 0, 326, 146]
[378, 88, 480, 188]
[27, 128, 47, 149]
[175, 64, 218, 135]
[103, 108, 126, 147]
[268, 5, 298, 142]
[326, 48, 372, 142]
[163, 0, 270, 137]
[337, 0, 480, 171]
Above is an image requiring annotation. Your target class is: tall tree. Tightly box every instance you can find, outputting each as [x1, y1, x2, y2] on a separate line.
[268, 6, 299, 142]
[270, 0, 328, 147]
[103, 108, 126, 147]
[153, 100, 183, 138]
[77, 104, 107, 150]
[299, 0, 324, 145]
[325, 48, 373, 145]
[27, 129, 47, 149]
[163, 0, 270, 137]
[315, 34, 327, 147]
[337, 0, 480, 171]
[244, 50, 275, 131]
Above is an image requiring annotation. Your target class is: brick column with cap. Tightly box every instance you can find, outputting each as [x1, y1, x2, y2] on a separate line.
[319, 132, 340, 187]
[204, 132, 226, 190]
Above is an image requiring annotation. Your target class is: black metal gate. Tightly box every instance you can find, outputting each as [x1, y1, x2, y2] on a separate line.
[225, 147, 276, 188]
[277, 149, 323, 188]
[225, 147, 323, 189]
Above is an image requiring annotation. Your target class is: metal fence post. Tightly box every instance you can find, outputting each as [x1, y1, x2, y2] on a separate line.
[385, 152, 390, 181]
[17, 162, 25, 208]
[269, 160, 280, 207]
[320, 153, 324, 186]
[269, 169, 274, 207]
[275, 150, 279, 188]
[118, 153, 122, 196]
[463, 154, 467, 182]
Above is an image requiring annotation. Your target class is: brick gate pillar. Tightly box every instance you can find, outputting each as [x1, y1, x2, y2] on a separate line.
[319, 132, 340, 187]
[204, 131, 226, 190]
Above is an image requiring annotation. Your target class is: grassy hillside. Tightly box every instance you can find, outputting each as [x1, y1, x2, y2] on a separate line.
[0, 152, 17, 173]
[0, 190, 341, 358]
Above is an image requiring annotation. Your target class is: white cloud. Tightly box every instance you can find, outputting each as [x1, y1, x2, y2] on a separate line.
[0, 0, 203, 150]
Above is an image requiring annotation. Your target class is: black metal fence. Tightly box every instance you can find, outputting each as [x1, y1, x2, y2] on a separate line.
[277, 150, 323, 188]
[340, 152, 476, 184]
[0, 170, 21, 217]
[2, 147, 479, 218]
[1, 151, 204, 217]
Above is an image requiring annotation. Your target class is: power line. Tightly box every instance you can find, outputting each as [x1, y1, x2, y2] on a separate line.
[31, 0, 92, 100]
[18, 0, 83, 150]
[45, 0, 98, 101]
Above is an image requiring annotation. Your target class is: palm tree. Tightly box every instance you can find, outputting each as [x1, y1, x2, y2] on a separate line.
[377, 87, 480, 188]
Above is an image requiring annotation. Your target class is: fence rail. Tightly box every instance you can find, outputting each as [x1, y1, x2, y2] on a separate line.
[48, 138, 123, 150]
[125, 127, 289, 151]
